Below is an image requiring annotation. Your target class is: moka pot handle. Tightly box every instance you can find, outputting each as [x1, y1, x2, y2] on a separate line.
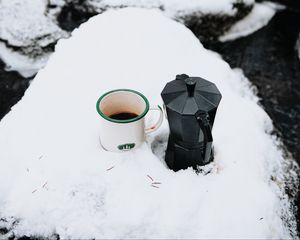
[196, 112, 213, 164]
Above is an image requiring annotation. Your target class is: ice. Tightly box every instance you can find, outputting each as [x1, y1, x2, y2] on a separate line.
[0, 8, 297, 239]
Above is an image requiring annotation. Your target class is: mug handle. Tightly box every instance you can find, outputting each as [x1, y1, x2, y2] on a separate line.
[145, 105, 164, 134]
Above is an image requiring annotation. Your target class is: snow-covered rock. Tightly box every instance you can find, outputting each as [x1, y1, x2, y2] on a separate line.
[85, 0, 254, 16]
[59, 0, 254, 41]
[220, 2, 276, 42]
[0, 0, 68, 77]
[0, 0, 65, 53]
[0, 8, 297, 239]
[0, 0, 254, 78]
[0, 42, 51, 78]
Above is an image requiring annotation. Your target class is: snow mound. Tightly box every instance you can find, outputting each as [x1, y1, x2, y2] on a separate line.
[220, 2, 276, 41]
[0, 8, 297, 239]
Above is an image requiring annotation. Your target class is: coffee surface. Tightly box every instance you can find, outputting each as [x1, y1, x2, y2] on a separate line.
[109, 112, 138, 120]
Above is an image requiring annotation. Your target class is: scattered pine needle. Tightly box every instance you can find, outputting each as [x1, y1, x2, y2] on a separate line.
[151, 184, 159, 189]
[38, 155, 43, 160]
[106, 166, 115, 171]
[32, 189, 37, 194]
[42, 182, 48, 188]
[152, 182, 161, 185]
[147, 175, 154, 181]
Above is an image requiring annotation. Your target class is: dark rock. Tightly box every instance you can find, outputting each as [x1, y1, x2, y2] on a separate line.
[0, 227, 9, 235]
[57, 0, 99, 31]
[0, 58, 32, 120]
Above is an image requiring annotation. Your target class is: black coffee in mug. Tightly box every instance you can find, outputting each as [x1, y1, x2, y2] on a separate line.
[109, 112, 138, 120]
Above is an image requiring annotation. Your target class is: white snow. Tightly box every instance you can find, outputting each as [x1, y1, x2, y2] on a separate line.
[220, 2, 276, 42]
[0, 8, 297, 239]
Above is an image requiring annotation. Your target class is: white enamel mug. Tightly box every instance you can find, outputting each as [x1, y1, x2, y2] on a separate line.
[96, 89, 163, 152]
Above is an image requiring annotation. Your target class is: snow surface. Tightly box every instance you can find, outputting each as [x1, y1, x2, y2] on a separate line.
[0, 8, 298, 239]
[220, 2, 276, 42]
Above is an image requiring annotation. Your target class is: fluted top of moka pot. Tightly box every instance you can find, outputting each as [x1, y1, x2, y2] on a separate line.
[161, 74, 222, 115]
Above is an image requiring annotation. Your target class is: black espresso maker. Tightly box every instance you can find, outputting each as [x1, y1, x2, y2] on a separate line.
[161, 74, 222, 171]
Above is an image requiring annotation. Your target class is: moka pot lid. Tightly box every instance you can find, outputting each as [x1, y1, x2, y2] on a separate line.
[161, 74, 222, 115]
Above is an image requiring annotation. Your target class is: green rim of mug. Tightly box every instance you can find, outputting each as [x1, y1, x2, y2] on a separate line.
[96, 89, 150, 124]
